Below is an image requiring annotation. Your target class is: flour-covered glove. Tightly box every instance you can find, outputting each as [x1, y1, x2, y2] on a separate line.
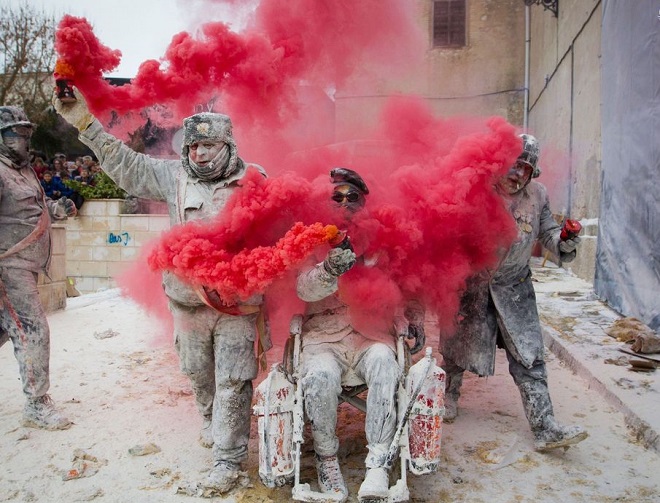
[52, 88, 95, 132]
[323, 248, 357, 277]
[58, 196, 77, 217]
[406, 323, 426, 355]
[559, 236, 581, 254]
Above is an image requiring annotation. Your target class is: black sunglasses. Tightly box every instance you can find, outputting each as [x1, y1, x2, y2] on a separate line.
[332, 191, 361, 203]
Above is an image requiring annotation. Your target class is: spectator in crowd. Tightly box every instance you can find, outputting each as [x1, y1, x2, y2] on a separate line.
[89, 159, 102, 178]
[82, 155, 95, 170]
[54, 152, 67, 165]
[41, 170, 84, 210]
[41, 170, 72, 200]
[32, 156, 48, 179]
[52, 165, 71, 182]
[67, 161, 80, 179]
[75, 167, 96, 186]
[50, 157, 65, 176]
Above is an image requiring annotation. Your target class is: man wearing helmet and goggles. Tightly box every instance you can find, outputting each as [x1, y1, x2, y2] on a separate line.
[53, 89, 268, 494]
[440, 133, 588, 452]
[0, 106, 77, 432]
[294, 168, 425, 503]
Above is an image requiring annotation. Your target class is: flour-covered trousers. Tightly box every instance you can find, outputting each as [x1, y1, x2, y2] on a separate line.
[171, 301, 258, 465]
[299, 331, 400, 468]
[0, 267, 51, 399]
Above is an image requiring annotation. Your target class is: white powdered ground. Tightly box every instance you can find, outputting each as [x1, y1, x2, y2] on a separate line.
[1, 284, 658, 503]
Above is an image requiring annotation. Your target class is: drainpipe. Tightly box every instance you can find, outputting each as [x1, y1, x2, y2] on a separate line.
[523, 4, 530, 130]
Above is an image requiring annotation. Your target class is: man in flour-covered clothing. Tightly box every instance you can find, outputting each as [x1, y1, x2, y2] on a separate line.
[54, 90, 268, 493]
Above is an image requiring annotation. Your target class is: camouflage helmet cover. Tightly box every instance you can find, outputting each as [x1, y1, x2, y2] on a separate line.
[0, 106, 34, 132]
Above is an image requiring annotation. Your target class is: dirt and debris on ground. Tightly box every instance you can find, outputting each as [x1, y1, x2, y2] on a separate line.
[1, 280, 659, 502]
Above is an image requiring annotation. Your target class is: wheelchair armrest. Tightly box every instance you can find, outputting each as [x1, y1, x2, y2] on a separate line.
[281, 314, 304, 381]
[289, 314, 303, 336]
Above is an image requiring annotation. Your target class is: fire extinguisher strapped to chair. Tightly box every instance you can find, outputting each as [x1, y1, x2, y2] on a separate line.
[404, 348, 446, 475]
[252, 316, 303, 488]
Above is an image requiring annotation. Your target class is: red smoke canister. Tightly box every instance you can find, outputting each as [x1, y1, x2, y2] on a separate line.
[54, 75, 76, 103]
[560, 218, 582, 241]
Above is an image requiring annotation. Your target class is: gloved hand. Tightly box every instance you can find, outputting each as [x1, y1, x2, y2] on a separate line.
[58, 196, 77, 217]
[559, 236, 581, 254]
[51, 88, 95, 132]
[323, 248, 357, 277]
[406, 323, 426, 354]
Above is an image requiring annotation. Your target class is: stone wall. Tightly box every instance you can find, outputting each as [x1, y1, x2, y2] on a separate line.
[65, 200, 170, 294]
[334, 0, 526, 141]
[527, 1, 602, 282]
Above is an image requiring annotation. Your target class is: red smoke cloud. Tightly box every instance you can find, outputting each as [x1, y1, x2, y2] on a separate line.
[143, 99, 519, 340]
[54, 0, 423, 152]
[58, 1, 520, 346]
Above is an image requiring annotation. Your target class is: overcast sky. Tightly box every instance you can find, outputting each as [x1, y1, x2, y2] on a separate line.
[11, 0, 248, 78]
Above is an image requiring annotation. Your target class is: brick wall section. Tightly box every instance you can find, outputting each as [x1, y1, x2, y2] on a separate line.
[37, 223, 67, 313]
[65, 199, 170, 294]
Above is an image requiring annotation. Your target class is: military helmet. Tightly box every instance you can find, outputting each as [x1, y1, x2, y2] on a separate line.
[518, 133, 541, 178]
[0, 106, 34, 132]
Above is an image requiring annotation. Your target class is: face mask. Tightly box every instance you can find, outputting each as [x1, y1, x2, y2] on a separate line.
[187, 142, 233, 181]
[1, 130, 31, 165]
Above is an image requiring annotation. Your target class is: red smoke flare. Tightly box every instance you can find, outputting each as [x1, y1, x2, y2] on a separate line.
[148, 222, 339, 305]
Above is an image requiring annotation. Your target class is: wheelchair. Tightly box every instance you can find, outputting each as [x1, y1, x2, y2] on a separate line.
[253, 314, 446, 502]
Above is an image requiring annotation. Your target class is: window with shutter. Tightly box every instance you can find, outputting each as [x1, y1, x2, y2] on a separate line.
[433, 0, 466, 48]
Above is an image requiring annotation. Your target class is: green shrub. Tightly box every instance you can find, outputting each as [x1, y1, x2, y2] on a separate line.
[64, 171, 128, 200]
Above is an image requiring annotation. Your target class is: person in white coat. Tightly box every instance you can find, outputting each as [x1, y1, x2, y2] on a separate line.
[296, 168, 425, 503]
[440, 134, 587, 452]
[0, 106, 76, 431]
[53, 90, 268, 493]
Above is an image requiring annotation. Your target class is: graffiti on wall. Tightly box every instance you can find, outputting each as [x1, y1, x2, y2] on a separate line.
[108, 232, 131, 246]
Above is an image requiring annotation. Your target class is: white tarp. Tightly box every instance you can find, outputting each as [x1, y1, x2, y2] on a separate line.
[596, 0, 660, 330]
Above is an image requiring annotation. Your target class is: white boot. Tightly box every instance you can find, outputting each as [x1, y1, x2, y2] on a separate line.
[206, 461, 245, 493]
[518, 380, 588, 452]
[533, 416, 589, 452]
[315, 454, 348, 502]
[358, 467, 389, 502]
[22, 395, 72, 430]
[199, 416, 213, 448]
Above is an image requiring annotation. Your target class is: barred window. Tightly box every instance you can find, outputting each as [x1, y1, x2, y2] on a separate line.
[433, 0, 466, 47]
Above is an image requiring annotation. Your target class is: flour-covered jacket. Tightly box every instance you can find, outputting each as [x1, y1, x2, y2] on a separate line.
[0, 154, 67, 273]
[297, 262, 354, 345]
[443, 180, 576, 375]
[296, 257, 402, 348]
[78, 120, 263, 307]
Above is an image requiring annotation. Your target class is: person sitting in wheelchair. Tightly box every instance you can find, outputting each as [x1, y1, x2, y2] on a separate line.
[296, 168, 426, 503]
